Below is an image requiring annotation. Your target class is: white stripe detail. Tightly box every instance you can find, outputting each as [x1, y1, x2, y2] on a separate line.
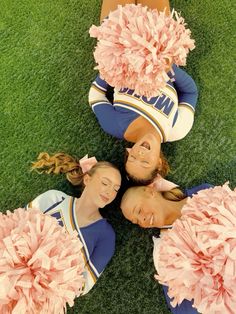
[179, 102, 195, 112]
[72, 203, 100, 278]
[93, 81, 107, 92]
[91, 101, 112, 107]
[114, 103, 164, 142]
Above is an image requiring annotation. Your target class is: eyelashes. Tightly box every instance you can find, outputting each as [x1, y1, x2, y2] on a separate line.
[102, 181, 120, 193]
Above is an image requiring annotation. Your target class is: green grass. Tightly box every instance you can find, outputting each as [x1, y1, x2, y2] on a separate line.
[0, 0, 235, 313]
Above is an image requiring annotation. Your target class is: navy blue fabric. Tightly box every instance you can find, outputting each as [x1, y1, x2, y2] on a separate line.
[184, 183, 214, 197]
[91, 65, 198, 140]
[162, 286, 199, 314]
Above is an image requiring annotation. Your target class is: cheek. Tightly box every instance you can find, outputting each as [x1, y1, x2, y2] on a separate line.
[149, 156, 160, 168]
[142, 206, 152, 215]
[111, 190, 118, 200]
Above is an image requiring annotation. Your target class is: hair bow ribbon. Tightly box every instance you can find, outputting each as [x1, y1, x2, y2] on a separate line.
[79, 155, 97, 173]
[149, 174, 179, 191]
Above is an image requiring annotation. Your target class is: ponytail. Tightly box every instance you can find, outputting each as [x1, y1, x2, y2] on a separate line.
[31, 152, 84, 186]
[31, 152, 119, 186]
[162, 187, 185, 201]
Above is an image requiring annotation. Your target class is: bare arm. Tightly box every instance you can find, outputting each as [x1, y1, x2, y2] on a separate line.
[100, 0, 136, 22]
[137, 0, 170, 14]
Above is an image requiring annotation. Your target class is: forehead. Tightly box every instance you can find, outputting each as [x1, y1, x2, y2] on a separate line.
[122, 187, 145, 214]
[95, 167, 121, 183]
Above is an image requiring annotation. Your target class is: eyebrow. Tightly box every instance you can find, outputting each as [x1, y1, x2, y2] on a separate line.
[127, 159, 134, 164]
[141, 163, 151, 169]
[132, 205, 136, 215]
[102, 177, 121, 187]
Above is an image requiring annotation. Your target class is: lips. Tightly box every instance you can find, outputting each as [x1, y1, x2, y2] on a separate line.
[141, 141, 150, 150]
[100, 195, 109, 203]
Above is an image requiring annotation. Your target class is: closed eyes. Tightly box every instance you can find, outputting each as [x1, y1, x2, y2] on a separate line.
[101, 180, 120, 193]
[128, 154, 136, 161]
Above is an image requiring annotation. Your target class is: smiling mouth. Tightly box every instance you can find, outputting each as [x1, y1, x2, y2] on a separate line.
[141, 141, 150, 150]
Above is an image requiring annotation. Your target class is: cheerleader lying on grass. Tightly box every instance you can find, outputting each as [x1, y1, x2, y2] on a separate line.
[0, 152, 121, 313]
[120, 182, 236, 314]
[29, 152, 121, 295]
[89, 0, 197, 185]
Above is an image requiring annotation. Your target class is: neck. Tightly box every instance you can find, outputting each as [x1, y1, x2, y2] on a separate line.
[136, 127, 161, 143]
[76, 190, 100, 219]
[125, 117, 161, 143]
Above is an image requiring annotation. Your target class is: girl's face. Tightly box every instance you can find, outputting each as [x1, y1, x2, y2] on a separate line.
[84, 167, 121, 208]
[121, 186, 165, 228]
[125, 133, 162, 181]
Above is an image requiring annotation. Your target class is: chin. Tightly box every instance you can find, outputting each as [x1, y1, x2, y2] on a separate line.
[99, 204, 106, 208]
[98, 201, 109, 208]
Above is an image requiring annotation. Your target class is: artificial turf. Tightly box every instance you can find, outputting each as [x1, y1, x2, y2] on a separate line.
[0, 0, 235, 313]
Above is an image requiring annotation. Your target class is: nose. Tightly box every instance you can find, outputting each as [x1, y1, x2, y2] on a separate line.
[105, 187, 112, 196]
[138, 149, 145, 156]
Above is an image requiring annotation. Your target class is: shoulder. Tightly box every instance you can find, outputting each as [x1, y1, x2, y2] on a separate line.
[185, 183, 214, 197]
[93, 220, 116, 251]
[99, 220, 116, 240]
[35, 189, 68, 201]
[28, 189, 69, 211]
[172, 64, 187, 76]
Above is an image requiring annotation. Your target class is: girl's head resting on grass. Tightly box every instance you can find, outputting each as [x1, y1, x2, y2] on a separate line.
[125, 133, 170, 185]
[120, 185, 185, 228]
[32, 152, 121, 208]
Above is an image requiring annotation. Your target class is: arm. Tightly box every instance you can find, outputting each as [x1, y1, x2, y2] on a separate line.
[82, 224, 116, 295]
[100, 0, 136, 22]
[88, 75, 123, 138]
[137, 0, 170, 14]
[173, 65, 198, 112]
[168, 66, 198, 141]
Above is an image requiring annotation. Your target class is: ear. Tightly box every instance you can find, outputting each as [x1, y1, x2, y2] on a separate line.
[126, 148, 131, 154]
[83, 174, 91, 186]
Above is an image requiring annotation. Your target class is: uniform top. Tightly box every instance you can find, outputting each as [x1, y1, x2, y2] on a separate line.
[26, 190, 115, 295]
[89, 65, 198, 143]
[160, 183, 214, 229]
[155, 183, 214, 314]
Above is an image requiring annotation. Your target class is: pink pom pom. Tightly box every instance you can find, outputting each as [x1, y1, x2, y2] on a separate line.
[0, 208, 85, 314]
[154, 183, 236, 314]
[89, 4, 195, 98]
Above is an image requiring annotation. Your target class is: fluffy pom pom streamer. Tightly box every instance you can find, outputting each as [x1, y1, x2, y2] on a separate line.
[154, 183, 236, 314]
[89, 4, 195, 98]
[0, 207, 85, 314]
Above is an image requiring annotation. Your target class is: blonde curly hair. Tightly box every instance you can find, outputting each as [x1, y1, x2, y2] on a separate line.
[31, 152, 119, 186]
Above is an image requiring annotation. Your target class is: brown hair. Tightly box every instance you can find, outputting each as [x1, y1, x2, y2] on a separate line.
[162, 187, 185, 201]
[31, 152, 119, 186]
[125, 150, 170, 185]
[121, 186, 186, 212]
